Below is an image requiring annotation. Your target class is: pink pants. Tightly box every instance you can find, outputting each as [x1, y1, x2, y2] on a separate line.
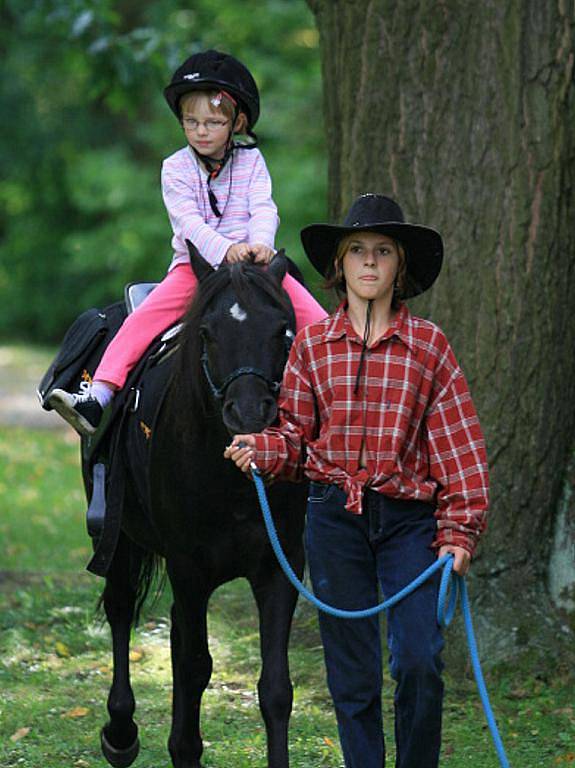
[94, 262, 327, 389]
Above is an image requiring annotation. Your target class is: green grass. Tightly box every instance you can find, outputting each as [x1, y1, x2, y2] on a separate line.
[0, 428, 90, 572]
[1, 425, 574, 767]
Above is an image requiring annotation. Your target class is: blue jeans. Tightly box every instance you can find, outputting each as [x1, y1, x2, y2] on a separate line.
[305, 483, 444, 768]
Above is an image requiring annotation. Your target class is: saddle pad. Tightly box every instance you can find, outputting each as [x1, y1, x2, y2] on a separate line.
[85, 333, 179, 576]
[38, 302, 126, 409]
[122, 347, 176, 512]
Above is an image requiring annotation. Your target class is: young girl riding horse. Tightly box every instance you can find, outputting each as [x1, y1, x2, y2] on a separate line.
[226, 194, 489, 768]
[48, 49, 326, 435]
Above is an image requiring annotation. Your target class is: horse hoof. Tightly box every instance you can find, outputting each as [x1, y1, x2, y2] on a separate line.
[101, 728, 140, 768]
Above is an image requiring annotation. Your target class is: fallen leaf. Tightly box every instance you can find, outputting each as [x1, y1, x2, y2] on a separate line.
[10, 727, 30, 742]
[506, 688, 530, 699]
[129, 649, 144, 662]
[323, 736, 336, 748]
[61, 707, 89, 719]
[55, 641, 71, 658]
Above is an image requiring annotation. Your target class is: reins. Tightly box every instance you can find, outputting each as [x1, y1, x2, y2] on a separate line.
[249, 465, 511, 768]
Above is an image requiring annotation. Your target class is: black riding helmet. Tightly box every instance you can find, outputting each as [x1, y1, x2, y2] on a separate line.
[164, 49, 260, 129]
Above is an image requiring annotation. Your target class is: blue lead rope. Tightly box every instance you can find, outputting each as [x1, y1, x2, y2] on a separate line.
[251, 469, 510, 768]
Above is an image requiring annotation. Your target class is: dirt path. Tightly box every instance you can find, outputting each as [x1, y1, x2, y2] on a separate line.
[0, 345, 66, 430]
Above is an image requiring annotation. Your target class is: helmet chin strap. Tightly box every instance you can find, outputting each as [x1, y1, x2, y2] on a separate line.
[190, 118, 235, 218]
[353, 299, 373, 396]
[190, 107, 259, 218]
[192, 145, 233, 218]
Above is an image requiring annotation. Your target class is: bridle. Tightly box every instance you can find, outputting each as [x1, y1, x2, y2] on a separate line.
[201, 328, 295, 401]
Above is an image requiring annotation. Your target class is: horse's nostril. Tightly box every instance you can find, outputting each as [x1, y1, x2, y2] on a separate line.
[223, 400, 241, 427]
[222, 396, 278, 433]
[260, 397, 277, 424]
[222, 400, 239, 416]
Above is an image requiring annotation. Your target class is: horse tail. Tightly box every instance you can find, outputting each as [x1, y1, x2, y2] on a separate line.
[97, 539, 166, 628]
[133, 549, 166, 627]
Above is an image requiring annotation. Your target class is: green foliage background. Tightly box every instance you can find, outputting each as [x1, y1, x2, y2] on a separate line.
[0, 0, 326, 342]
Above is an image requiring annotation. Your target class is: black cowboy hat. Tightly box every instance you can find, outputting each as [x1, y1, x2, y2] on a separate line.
[301, 194, 443, 298]
[164, 49, 260, 129]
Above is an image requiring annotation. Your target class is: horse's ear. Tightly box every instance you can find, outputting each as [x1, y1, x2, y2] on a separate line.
[187, 240, 215, 283]
[267, 249, 287, 285]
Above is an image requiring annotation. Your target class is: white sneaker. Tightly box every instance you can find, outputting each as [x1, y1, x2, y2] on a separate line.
[47, 388, 103, 436]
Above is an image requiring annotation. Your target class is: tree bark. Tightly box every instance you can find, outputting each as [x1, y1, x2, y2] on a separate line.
[308, 0, 575, 662]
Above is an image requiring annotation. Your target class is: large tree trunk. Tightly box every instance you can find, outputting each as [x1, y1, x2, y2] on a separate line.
[308, 0, 575, 663]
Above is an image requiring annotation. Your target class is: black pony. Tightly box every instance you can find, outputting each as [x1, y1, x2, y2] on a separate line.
[95, 247, 307, 768]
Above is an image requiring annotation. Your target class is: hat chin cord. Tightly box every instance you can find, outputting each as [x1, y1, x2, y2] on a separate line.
[353, 299, 373, 395]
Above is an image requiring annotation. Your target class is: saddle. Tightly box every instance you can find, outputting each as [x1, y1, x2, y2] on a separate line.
[38, 283, 180, 577]
[37, 282, 158, 409]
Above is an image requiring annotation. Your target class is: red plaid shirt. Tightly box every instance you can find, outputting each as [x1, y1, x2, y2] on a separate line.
[253, 302, 489, 555]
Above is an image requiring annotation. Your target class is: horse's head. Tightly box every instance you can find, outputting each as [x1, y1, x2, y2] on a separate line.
[181, 242, 296, 435]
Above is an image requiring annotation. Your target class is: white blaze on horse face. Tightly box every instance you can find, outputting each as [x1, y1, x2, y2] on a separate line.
[229, 302, 248, 322]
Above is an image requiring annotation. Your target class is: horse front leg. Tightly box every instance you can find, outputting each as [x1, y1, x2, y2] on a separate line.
[167, 565, 213, 768]
[100, 534, 141, 767]
[250, 558, 303, 768]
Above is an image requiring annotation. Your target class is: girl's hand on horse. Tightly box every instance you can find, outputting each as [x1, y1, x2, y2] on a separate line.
[226, 242, 252, 263]
[438, 545, 471, 576]
[224, 434, 256, 473]
[250, 243, 275, 264]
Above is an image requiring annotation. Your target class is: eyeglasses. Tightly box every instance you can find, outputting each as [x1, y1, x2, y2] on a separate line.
[182, 117, 229, 132]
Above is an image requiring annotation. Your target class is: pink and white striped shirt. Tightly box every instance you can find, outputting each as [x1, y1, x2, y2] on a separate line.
[161, 146, 279, 269]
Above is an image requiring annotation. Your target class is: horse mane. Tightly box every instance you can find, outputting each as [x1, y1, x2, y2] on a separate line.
[170, 260, 295, 421]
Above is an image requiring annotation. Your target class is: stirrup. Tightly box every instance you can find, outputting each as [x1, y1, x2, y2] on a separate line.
[87, 463, 106, 540]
